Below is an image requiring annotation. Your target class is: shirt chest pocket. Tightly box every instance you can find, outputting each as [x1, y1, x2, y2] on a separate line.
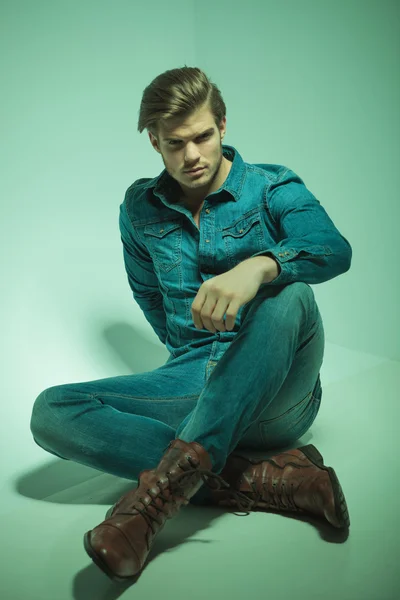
[144, 221, 183, 272]
[221, 211, 265, 268]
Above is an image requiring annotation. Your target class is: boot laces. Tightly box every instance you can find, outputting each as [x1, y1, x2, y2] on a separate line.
[113, 458, 256, 538]
[175, 466, 255, 516]
[220, 455, 300, 513]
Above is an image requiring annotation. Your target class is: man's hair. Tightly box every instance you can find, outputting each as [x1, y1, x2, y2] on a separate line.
[137, 65, 227, 141]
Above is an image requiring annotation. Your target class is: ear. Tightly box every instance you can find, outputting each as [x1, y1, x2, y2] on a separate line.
[149, 132, 161, 153]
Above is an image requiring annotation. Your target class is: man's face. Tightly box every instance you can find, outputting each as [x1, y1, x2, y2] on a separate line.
[149, 104, 227, 202]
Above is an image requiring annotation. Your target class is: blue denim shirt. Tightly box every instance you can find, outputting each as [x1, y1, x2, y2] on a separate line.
[119, 144, 352, 362]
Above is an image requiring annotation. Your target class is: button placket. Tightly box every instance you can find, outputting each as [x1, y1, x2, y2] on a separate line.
[204, 207, 211, 243]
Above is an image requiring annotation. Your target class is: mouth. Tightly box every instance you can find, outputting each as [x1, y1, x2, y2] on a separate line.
[186, 167, 205, 174]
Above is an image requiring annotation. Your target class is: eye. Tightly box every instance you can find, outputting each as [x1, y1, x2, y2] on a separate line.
[169, 132, 212, 146]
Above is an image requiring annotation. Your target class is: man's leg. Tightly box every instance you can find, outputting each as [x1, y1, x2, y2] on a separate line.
[30, 349, 210, 481]
[176, 282, 321, 474]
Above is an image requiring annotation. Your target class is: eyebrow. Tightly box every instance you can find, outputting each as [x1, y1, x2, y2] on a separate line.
[163, 127, 215, 142]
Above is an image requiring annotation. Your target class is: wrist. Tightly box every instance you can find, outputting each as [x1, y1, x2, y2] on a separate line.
[250, 255, 280, 284]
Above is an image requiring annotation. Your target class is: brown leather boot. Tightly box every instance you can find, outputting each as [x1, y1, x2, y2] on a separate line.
[208, 444, 350, 530]
[83, 439, 234, 583]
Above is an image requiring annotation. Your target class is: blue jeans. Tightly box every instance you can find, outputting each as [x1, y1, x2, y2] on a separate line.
[30, 282, 324, 506]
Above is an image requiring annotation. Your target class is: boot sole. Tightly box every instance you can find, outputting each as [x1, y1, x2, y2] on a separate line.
[299, 444, 350, 529]
[83, 530, 143, 583]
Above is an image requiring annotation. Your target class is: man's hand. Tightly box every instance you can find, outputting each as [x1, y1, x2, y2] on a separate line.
[191, 257, 278, 333]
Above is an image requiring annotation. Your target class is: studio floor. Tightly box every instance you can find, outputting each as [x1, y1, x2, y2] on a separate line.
[1, 342, 398, 600]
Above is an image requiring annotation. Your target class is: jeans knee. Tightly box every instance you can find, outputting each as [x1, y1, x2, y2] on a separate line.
[30, 386, 63, 446]
[286, 282, 316, 315]
[289, 281, 314, 301]
[269, 283, 317, 340]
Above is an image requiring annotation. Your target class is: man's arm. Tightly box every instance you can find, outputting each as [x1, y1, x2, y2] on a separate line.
[245, 255, 281, 284]
[119, 200, 168, 345]
[248, 167, 352, 286]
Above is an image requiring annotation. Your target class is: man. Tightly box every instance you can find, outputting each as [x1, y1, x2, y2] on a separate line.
[31, 79, 352, 584]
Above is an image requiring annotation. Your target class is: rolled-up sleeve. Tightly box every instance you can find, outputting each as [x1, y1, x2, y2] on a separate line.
[251, 167, 352, 285]
[119, 199, 168, 345]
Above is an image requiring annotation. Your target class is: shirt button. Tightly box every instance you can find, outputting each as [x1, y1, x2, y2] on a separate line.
[205, 209, 210, 214]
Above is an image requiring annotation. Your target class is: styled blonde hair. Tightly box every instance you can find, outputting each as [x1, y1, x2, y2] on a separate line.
[137, 65, 227, 140]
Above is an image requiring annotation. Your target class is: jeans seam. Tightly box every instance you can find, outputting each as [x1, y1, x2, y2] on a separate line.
[92, 392, 201, 402]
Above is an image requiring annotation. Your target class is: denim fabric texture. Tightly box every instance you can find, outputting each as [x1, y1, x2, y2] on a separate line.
[119, 144, 352, 360]
[31, 144, 352, 506]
